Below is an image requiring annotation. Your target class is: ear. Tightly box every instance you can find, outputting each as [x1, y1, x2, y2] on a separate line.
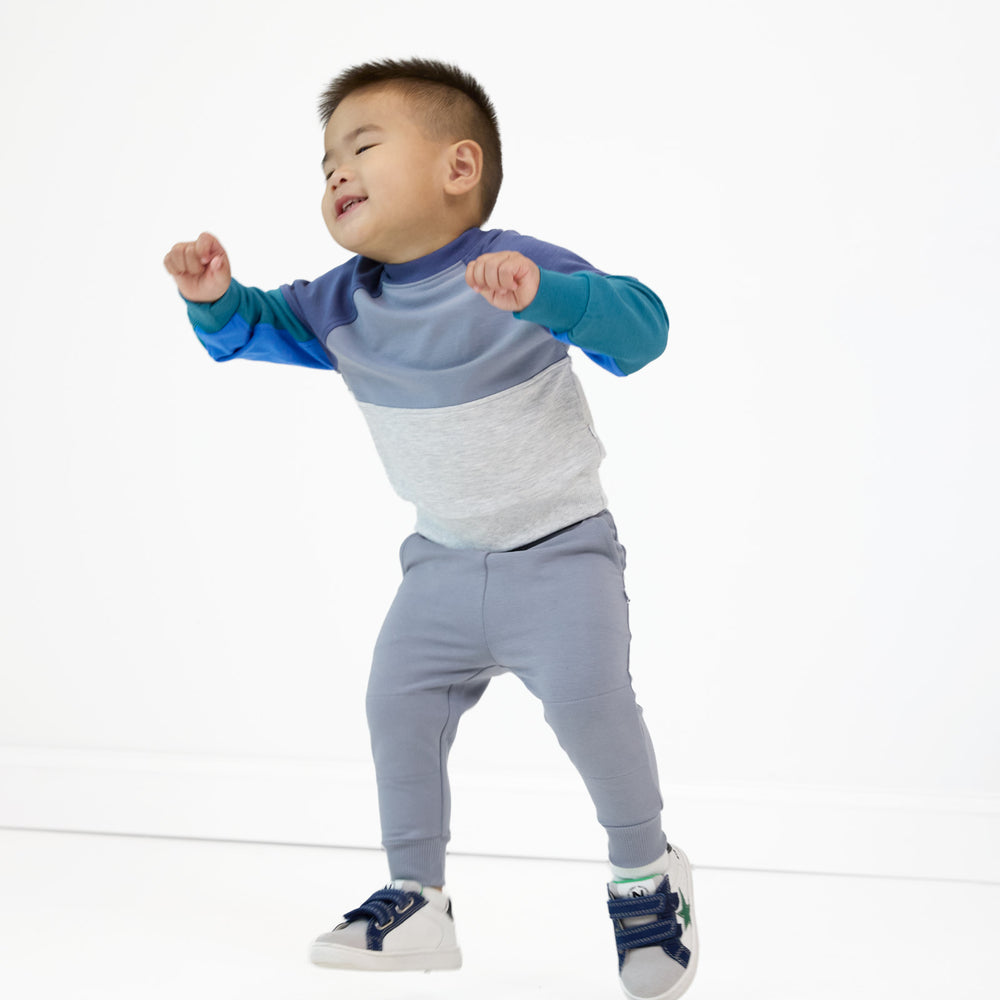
[443, 139, 483, 197]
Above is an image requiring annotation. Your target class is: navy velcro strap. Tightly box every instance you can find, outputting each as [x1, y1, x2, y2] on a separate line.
[344, 886, 413, 923]
[664, 937, 692, 968]
[343, 887, 426, 952]
[608, 894, 669, 919]
[608, 878, 691, 971]
[615, 918, 681, 951]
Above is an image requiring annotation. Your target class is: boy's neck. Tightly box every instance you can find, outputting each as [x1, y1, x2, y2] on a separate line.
[379, 227, 485, 282]
[378, 215, 481, 265]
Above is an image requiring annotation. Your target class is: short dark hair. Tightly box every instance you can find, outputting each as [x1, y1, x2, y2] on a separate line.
[318, 58, 503, 223]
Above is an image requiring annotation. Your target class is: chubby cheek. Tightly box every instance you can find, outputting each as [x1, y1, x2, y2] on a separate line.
[320, 189, 337, 235]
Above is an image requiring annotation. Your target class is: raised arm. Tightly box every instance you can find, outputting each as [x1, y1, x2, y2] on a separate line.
[465, 249, 668, 376]
[163, 233, 333, 370]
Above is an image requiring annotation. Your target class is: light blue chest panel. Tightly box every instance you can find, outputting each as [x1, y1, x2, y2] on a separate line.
[325, 260, 568, 409]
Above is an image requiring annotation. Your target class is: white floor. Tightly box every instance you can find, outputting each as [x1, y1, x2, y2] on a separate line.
[0, 829, 997, 1000]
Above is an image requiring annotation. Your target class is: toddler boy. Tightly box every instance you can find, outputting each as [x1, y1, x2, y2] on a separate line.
[163, 57, 697, 1000]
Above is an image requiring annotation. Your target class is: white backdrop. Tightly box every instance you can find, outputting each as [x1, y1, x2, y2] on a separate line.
[1, 0, 998, 882]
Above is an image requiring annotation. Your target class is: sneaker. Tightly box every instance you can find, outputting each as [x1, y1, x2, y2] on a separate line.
[309, 880, 462, 972]
[607, 844, 698, 1000]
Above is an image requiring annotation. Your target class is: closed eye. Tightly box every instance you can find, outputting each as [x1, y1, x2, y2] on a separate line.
[323, 144, 378, 180]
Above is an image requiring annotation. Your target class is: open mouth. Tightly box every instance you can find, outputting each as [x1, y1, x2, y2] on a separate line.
[337, 196, 368, 219]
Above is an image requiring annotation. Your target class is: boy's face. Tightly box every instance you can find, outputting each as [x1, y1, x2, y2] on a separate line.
[321, 86, 460, 263]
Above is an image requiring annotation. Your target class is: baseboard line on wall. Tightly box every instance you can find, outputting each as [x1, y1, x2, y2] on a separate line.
[1, 746, 996, 884]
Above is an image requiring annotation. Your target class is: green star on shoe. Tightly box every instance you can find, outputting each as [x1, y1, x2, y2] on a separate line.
[676, 889, 691, 929]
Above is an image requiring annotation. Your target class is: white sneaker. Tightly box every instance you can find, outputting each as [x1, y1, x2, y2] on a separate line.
[607, 845, 698, 1000]
[310, 880, 462, 972]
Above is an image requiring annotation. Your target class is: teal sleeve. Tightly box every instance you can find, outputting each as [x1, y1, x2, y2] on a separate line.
[185, 280, 334, 370]
[514, 268, 668, 376]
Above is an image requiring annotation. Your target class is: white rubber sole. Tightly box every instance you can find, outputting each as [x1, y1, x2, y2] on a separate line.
[310, 941, 463, 972]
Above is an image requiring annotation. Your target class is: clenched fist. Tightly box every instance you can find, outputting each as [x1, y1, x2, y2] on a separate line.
[465, 251, 540, 312]
[163, 232, 231, 303]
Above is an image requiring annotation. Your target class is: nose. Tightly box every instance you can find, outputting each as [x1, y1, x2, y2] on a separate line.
[327, 165, 351, 190]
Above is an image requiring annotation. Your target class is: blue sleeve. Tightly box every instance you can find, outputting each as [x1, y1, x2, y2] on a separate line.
[514, 269, 668, 376]
[185, 280, 335, 370]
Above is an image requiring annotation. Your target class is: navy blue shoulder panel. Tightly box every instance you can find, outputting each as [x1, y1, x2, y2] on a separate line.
[280, 254, 384, 367]
[480, 230, 607, 278]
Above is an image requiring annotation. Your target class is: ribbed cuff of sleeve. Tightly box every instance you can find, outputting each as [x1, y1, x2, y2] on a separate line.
[513, 268, 590, 333]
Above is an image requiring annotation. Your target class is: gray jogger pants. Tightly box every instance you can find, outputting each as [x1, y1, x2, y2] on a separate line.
[366, 510, 667, 886]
